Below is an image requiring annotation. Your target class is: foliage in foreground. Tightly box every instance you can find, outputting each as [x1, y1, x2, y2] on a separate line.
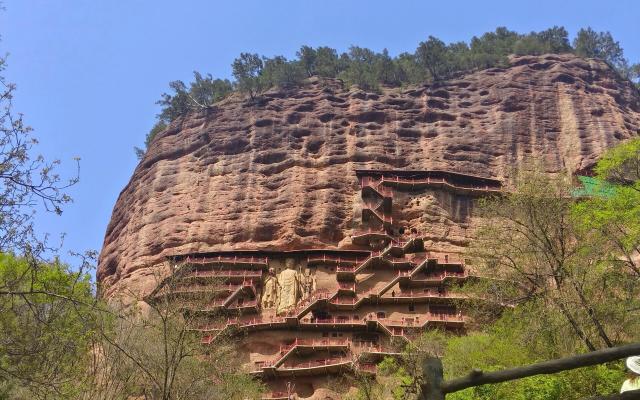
[0, 254, 96, 398]
[0, 253, 264, 400]
[138, 26, 640, 156]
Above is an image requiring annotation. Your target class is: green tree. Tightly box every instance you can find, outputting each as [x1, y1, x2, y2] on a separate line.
[537, 26, 571, 53]
[469, 27, 519, 69]
[231, 52, 264, 99]
[315, 46, 343, 77]
[447, 41, 472, 74]
[156, 73, 232, 123]
[466, 169, 639, 352]
[260, 56, 306, 88]
[296, 45, 317, 77]
[375, 48, 402, 86]
[0, 254, 97, 399]
[394, 52, 424, 84]
[415, 36, 451, 81]
[573, 28, 628, 71]
[136, 72, 232, 158]
[513, 35, 548, 56]
[339, 46, 380, 91]
[573, 138, 640, 277]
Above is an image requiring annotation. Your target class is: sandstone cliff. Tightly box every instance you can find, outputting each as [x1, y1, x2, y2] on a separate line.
[98, 54, 640, 297]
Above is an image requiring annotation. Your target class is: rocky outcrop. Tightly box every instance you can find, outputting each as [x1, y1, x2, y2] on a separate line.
[98, 54, 640, 298]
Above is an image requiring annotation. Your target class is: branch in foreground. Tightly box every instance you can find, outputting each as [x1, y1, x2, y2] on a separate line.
[441, 342, 640, 393]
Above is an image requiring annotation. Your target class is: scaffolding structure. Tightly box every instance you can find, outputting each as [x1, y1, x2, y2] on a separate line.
[149, 169, 501, 398]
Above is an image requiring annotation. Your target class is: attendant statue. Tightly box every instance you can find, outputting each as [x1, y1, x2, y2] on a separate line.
[261, 267, 279, 309]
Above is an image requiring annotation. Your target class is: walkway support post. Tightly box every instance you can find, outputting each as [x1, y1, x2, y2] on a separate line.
[420, 357, 444, 400]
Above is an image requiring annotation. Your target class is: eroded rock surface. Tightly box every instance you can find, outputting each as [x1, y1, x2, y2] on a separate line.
[98, 54, 640, 298]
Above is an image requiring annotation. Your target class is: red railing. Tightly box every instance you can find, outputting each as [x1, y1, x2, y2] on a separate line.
[376, 313, 464, 327]
[379, 175, 500, 193]
[428, 253, 465, 265]
[185, 255, 268, 265]
[415, 270, 468, 280]
[356, 343, 398, 354]
[330, 297, 360, 305]
[358, 363, 377, 373]
[307, 254, 362, 265]
[386, 256, 413, 265]
[394, 288, 465, 299]
[207, 299, 225, 307]
[361, 177, 394, 197]
[338, 282, 356, 291]
[363, 205, 393, 224]
[199, 316, 288, 333]
[427, 312, 464, 322]
[302, 316, 363, 325]
[229, 299, 258, 309]
[181, 279, 256, 295]
[352, 228, 390, 238]
[188, 269, 263, 278]
[240, 316, 286, 327]
[280, 357, 350, 370]
[279, 338, 350, 354]
[288, 289, 332, 316]
[201, 335, 214, 344]
[390, 327, 405, 336]
[336, 251, 380, 273]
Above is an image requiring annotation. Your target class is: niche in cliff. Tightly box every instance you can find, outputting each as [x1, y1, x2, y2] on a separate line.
[500, 95, 527, 112]
[423, 111, 457, 123]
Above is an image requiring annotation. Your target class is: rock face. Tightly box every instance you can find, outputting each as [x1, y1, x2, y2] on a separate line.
[98, 54, 640, 399]
[98, 54, 640, 296]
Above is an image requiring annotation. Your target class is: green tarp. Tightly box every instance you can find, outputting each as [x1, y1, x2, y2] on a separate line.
[572, 176, 616, 198]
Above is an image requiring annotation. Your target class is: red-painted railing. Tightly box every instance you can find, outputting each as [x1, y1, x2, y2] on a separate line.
[352, 228, 390, 238]
[363, 205, 393, 223]
[188, 269, 263, 278]
[379, 175, 500, 193]
[229, 299, 258, 309]
[280, 357, 350, 369]
[431, 254, 465, 265]
[395, 288, 465, 299]
[307, 254, 362, 265]
[358, 363, 377, 373]
[185, 255, 268, 265]
[415, 270, 468, 280]
[170, 280, 256, 300]
[302, 316, 363, 325]
[198, 316, 288, 334]
[330, 297, 360, 305]
[361, 177, 394, 197]
[337, 251, 384, 273]
[338, 282, 356, 291]
[279, 338, 350, 354]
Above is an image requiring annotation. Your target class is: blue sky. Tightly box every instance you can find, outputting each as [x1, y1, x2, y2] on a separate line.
[1, 0, 639, 269]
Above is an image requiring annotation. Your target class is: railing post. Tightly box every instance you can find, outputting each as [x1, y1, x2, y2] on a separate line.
[421, 357, 445, 400]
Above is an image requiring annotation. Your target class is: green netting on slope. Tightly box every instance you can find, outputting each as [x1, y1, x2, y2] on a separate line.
[572, 176, 616, 198]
